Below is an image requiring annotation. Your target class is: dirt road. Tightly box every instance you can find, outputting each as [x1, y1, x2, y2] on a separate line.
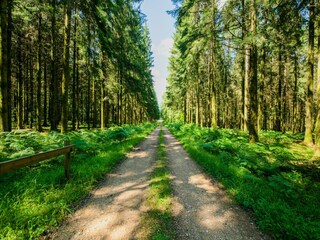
[163, 128, 267, 240]
[53, 128, 159, 240]
[52, 127, 267, 240]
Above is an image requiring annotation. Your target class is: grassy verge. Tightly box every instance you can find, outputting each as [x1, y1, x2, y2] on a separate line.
[0, 123, 155, 239]
[137, 128, 174, 240]
[167, 123, 320, 240]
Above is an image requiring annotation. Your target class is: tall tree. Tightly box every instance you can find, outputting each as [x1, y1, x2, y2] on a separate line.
[61, 0, 72, 133]
[304, 0, 315, 145]
[0, 0, 10, 131]
[314, 0, 320, 148]
[36, 0, 43, 132]
[247, 0, 259, 143]
[50, 0, 59, 131]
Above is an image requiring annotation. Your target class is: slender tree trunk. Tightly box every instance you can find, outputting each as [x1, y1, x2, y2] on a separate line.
[17, 34, 23, 129]
[247, 0, 259, 143]
[50, 0, 58, 131]
[0, 0, 10, 131]
[196, 81, 200, 126]
[241, 0, 247, 131]
[211, 75, 217, 128]
[30, 43, 34, 129]
[76, 51, 80, 129]
[119, 70, 123, 125]
[36, 1, 43, 132]
[61, 0, 72, 133]
[282, 54, 289, 133]
[305, 0, 315, 145]
[245, 46, 250, 130]
[86, 26, 91, 130]
[258, 45, 266, 131]
[293, 51, 299, 134]
[100, 52, 108, 129]
[225, 41, 231, 129]
[101, 81, 106, 129]
[314, 5, 320, 147]
[92, 79, 97, 128]
[24, 55, 29, 125]
[43, 60, 48, 126]
[183, 95, 187, 124]
[72, 3, 77, 131]
[276, 47, 283, 132]
[7, 1, 12, 131]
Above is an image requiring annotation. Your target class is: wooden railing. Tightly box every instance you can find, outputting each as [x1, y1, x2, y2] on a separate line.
[0, 141, 75, 179]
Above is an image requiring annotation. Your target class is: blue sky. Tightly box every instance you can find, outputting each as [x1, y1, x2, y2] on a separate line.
[140, 0, 176, 106]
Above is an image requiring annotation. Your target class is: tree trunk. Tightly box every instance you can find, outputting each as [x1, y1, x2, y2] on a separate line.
[196, 82, 200, 126]
[86, 25, 91, 130]
[282, 54, 289, 133]
[305, 0, 315, 145]
[24, 54, 29, 126]
[314, 3, 320, 147]
[210, 68, 217, 128]
[101, 54, 108, 129]
[7, 0, 12, 131]
[76, 49, 80, 129]
[241, 0, 247, 131]
[247, 0, 259, 143]
[258, 45, 266, 131]
[43, 60, 48, 126]
[0, 0, 10, 131]
[92, 79, 97, 128]
[30, 43, 34, 129]
[72, 3, 77, 131]
[61, 0, 72, 133]
[36, 1, 43, 132]
[17, 34, 23, 129]
[293, 51, 299, 134]
[50, 0, 58, 131]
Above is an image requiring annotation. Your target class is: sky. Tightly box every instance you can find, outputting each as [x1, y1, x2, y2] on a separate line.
[140, 0, 176, 107]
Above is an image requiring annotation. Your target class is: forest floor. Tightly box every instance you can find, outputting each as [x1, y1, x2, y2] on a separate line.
[48, 127, 267, 240]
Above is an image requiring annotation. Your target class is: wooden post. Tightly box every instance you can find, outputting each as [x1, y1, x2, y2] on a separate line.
[64, 140, 71, 179]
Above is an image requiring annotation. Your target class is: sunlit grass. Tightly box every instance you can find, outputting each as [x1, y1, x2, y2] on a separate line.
[0, 123, 156, 239]
[137, 128, 174, 240]
[167, 123, 320, 240]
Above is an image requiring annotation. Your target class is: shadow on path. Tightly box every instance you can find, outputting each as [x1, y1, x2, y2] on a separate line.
[164, 127, 268, 240]
[53, 128, 159, 240]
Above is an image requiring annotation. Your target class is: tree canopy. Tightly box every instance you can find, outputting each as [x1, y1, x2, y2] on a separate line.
[163, 0, 320, 144]
[0, 0, 159, 133]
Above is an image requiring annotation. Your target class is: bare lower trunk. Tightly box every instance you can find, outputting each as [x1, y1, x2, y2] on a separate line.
[305, 0, 315, 145]
[61, 1, 72, 133]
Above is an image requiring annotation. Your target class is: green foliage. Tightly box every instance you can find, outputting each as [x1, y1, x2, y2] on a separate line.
[167, 123, 320, 240]
[0, 123, 155, 239]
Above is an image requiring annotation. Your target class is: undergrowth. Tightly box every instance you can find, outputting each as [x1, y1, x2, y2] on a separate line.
[0, 123, 155, 240]
[137, 128, 173, 240]
[167, 123, 320, 240]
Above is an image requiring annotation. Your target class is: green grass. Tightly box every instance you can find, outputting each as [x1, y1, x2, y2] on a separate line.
[137, 128, 174, 240]
[167, 123, 320, 240]
[0, 123, 156, 240]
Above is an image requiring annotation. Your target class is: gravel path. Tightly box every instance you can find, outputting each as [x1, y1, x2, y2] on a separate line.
[163, 128, 268, 240]
[52, 128, 159, 240]
[51, 127, 269, 240]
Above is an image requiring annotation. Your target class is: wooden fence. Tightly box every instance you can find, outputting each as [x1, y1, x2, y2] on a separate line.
[0, 141, 75, 179]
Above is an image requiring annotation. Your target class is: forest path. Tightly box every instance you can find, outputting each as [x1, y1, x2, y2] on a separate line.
[163, 128, 268, 240]
[52, 128, 160, 240]
[52, 127, 268, 240]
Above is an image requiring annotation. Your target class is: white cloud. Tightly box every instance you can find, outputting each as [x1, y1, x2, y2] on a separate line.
[152, 68, 161, 79]
[153, 38, 174, 58]
[152, 67, 167, 107]
[150, 38, 173, 106]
